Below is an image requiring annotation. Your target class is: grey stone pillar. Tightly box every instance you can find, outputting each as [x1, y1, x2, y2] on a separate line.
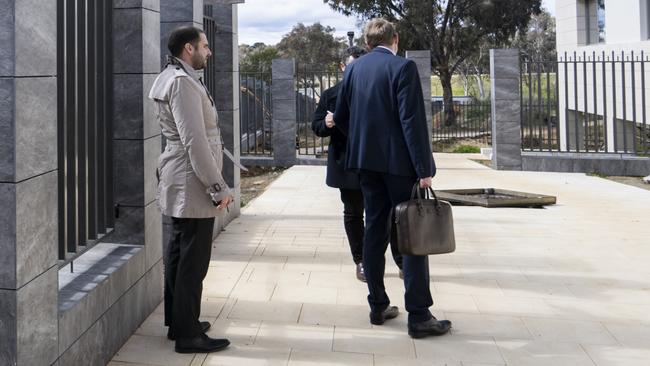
[490, 49, 522, 170]
[0, 1, 59, 365]
[160, 0, 204, 67]
[272, 58, 297, 166]
[406, 50, 433, 144]
[211, 2, 242, 219]
[112, 1, 163, 270]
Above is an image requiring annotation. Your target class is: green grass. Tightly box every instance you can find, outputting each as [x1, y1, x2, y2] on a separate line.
[430, 73, 558, 101]
[452, 145, 482, 154]
[431, 75, 490, 98]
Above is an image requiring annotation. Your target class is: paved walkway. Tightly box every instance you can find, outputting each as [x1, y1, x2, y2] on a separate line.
[110, 154, 650, 366]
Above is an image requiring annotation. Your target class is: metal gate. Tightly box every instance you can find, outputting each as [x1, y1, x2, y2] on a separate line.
[57, 0, 114, 263]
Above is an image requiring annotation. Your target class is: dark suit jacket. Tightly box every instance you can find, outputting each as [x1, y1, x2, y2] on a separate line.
[311, 83, 361, 189]
[333, 47, 435, 179]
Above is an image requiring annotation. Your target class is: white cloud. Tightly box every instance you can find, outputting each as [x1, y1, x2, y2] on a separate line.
[237, 0, 361, 45]
[237, 0, 557, 45]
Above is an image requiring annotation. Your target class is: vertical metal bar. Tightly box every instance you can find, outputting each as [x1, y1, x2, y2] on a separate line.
[601, 51, 608, 152]
[269, 71, 273, 155]
[246, 76, 251, 154]
[560, 52, 570, 151]
[311, 69, 316, 156]
[642, 52, 648, 154]
[528, 59, 533, 150]
[238, 74, 243, 154]
[105, 0, 114, 228]
[96, 0, 105, 232]
[592, 51, 599, 151]
[65, 0, 77, 254]
[252, 73, 259, 155]
[573, 52, 580, 151]
[57, 0, 66, 259]
[612, 51, 618, 152]
[583, 52, 589, 152]
[622, 51, 628, 152]
[631, 51, 638, 153]
[520, 56, 525, 149]
[87, 0, 96, 239]
[555, 57, 560, 150]
[320, 72, 325, 155]
[546, 62, 552, 151]
[77, 0, 87, 246]
[537, 61, 543, 151]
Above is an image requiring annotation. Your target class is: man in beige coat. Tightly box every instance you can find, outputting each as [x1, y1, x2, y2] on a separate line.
[149, 26, 233, 354]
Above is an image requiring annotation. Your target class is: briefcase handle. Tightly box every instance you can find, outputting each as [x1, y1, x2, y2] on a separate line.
[410, 182, 440, 203]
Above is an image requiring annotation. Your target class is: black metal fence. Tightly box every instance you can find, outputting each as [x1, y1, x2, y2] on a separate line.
[520, 58, 560, 151]
[203, 6, 218, 99]
[521, 52, 650, 155]
[432, 100, 492, 150]
[240, 70, 273, 156]
[295, 66, 342, 157]
[57, 0, 114, 263]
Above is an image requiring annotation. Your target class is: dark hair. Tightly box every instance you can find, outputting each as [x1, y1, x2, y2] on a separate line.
[340, 46, 368, 64]
[167, 26, 205, 57]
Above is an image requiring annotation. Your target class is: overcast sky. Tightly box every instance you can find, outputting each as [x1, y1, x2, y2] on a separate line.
[238, 0, 556, 46]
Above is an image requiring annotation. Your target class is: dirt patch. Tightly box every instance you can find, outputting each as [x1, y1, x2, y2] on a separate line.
[470, 159, 492, 169]
[240, 166, 287, 207]
[603, 176, 650, 191]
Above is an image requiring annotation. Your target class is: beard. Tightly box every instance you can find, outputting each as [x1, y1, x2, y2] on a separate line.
[191, 52, 208, 70]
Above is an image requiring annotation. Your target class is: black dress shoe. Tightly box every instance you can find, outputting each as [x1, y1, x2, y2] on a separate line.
[167, 321, 211, 341]
[408, 317, 452, 338]
[175, 333, 230, 354]
[369, 305, 399, 325]
[356, 263, 367, 282]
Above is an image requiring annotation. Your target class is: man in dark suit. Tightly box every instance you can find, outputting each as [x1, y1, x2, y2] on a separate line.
[312, 46, 403, 282]
[333, 18, 452, 338]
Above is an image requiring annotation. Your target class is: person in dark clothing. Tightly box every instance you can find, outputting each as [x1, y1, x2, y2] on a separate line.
[332, 18, 451, 338]
[312, 46, 403, 282]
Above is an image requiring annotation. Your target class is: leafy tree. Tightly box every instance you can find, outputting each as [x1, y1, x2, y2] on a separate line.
[239, 43, 279, 72]
[277, 22, 347, 70]
[511, 8, 556, 63]
[324, 0, 542, 125]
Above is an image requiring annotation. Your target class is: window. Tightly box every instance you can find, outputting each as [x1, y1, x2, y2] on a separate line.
[596, 0, 606, 43]
[585, 0, 606, 44]
[647, 0, 650, 39]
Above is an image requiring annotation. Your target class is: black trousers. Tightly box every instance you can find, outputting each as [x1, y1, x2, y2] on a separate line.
[358, 171, 433, 324]
[339, 188, 402, 268]
[164, 217, 215, 338]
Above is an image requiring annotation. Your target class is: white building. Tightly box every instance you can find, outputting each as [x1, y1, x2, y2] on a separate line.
[555, 0, 650, 153]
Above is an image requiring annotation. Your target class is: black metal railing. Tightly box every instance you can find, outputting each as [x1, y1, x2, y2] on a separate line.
[239, 70, 273, 156]
[57, 0, 114, 263]
[432, 100, 492, 150]
[521, 52, 650, 155]
[520, 58, 560, 151]
[295, 65, 342, 157]
[203, 5, 217, 98]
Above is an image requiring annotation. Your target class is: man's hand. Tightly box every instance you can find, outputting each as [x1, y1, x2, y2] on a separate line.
[217, 194, 234, 210]
[325, 111, 336, 128]
[419, 177, 433, 189]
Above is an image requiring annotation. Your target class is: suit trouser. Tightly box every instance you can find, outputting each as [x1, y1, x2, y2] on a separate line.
[359, 171, 433, 324]
[164, 217, 215, 338]
[339, 188, 403, 268]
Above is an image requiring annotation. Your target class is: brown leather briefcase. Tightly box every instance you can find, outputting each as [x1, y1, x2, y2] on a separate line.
[394, 184, 456, 256]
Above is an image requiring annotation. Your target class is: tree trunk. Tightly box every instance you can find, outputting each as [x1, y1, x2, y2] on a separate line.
[439, 68, 456, 126]
[474, 73, 485, 100]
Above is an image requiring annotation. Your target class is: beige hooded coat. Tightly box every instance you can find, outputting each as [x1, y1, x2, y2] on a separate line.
[148, 57, 230, 218]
